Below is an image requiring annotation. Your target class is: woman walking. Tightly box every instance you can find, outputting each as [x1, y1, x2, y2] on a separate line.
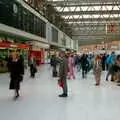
[8, 52, 24, 100]
[93, 55, 102, 86]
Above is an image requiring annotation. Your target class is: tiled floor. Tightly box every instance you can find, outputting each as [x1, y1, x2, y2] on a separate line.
[0, 65, 120, 120]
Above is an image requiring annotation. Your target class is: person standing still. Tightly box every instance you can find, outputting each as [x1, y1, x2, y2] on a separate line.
[93, 55, 102, 86]
[58, 51, 68, 97]
[68, 53, 75, 79]
[29, 55, 37, 78]
[51, 54, 58, 77]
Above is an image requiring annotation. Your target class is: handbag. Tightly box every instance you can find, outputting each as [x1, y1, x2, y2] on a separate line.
[58, 80, 64, 88]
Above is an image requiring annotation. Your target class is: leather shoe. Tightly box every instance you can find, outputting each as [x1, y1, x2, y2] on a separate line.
[59, 94, 68, 97]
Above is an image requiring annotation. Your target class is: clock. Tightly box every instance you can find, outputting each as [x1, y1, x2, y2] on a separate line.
[13, 4, 18, 14]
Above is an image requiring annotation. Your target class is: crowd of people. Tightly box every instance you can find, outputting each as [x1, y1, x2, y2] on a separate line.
[6, 50, 120, 99]
[50, 51, 120, 97]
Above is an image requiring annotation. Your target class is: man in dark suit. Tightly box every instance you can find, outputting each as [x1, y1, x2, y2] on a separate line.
[80, 54, 89, 79]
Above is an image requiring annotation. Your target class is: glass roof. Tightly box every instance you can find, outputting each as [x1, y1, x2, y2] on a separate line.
[62, 14, 120, 19]
[55, 6, 120, 12]
[47, 0, 64, 2]
[24, 0, 120, 44]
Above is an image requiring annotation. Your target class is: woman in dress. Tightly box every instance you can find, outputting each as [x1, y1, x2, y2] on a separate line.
[93, 55, 102, 86]
[68, 53, 75, 79]
[8, 52, 24, 99]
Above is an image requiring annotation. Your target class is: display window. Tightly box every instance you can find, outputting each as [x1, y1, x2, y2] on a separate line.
[29, 50, 45, 65]
[0, 41, 30, 73]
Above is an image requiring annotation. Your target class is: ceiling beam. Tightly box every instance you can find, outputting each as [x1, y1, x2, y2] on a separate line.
[65, 17, 120, 22]
[72, 33, 120, 35]
[78, 39, 106, 45]
[71, 24, 105, 28]
[47, 1, 120, 7]
[72, 34, 106, 36]
[59, 10, 120, 16]
[70, 23, 120, 27]
[78, 37, 120, 45]
[78, 39, 120, 45]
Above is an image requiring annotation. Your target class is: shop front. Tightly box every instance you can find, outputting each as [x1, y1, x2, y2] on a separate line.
[0, 41, 30, 73]
[29, 41, 49, 65]
[29, 50, 44, 65]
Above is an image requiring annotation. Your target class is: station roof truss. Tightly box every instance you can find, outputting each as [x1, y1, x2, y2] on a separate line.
[47, 0, 120, 45]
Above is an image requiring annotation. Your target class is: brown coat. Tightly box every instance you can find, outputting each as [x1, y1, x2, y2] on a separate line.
[59, 57, 68, 82]
[93, 59, 102, 75]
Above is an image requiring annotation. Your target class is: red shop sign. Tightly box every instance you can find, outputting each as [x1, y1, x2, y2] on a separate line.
[0, 42, 11, 48]
[17, 44, 30, 49]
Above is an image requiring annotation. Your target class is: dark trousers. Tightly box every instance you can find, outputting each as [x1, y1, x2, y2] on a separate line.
[77, 63, 81, 72]
[102, 63, 106, 71]
[106, 64, 109, 71]
[106, 71, 115, 81]
[30, 64, 35, 78]
[82, 68, 87, 78]
[63, 79, 68, 95]
[52, 66, 57, 77]
[9, 74, 21, 90]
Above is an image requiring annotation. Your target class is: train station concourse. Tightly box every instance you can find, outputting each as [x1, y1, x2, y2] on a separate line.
[0, 65, 120, 120]
[0, 0, 120, 120]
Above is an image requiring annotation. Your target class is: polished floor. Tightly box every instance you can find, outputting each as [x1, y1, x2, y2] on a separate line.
[0, 65, 120, 120]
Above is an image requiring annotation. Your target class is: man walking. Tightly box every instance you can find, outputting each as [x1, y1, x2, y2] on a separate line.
[81, 54, 89, 79]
